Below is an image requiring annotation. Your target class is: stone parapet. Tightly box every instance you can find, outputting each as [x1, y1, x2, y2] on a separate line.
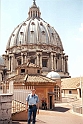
[0, 94, 13, 124]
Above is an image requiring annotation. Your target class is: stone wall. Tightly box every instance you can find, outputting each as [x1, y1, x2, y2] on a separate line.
[0, 94, 13, 124]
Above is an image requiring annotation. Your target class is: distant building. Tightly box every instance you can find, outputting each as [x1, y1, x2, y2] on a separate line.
[61, 77, 83, 99]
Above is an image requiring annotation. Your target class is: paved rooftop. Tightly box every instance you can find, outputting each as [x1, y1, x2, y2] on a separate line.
[13, 103, 83, 124]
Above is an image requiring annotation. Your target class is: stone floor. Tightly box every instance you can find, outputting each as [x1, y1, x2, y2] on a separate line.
[13, 102, 83, 124]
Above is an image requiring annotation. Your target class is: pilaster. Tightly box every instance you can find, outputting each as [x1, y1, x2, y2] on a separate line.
[51, 52, 54, 70]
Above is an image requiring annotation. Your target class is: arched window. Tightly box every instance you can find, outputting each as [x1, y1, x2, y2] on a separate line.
[17, 59, 21, 65]
[30, 59, 35, 64]
[42, 59, 47, 67]
[56, 59, 57, 69]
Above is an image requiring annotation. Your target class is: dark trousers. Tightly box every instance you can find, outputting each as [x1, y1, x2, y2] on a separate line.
[28, 105, 37, 124]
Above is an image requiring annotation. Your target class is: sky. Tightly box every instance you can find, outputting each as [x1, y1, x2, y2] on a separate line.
[0, 0, 83, 78]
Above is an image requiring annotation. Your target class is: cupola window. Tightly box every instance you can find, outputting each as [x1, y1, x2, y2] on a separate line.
[51, 33, 54, 39]
[36, 11, 37, 17]
[21, 69, 25, 74]
[42, 31, 45, 35]
[20, 32, 23, 35]
[31, 22, 35, 25]
[31, 31, 34, 33]
[23, 23, 26, 26]
[13, 34, 15, 37]
[31, 11, 32, 17]
[33, 11, 35, 17]
[48, 24, 50, 27]
[40, 22, 43, 25]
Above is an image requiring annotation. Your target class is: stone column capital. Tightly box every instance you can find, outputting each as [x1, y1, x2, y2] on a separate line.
[61, 53, 65, 58]
[65, 55, 68, 60]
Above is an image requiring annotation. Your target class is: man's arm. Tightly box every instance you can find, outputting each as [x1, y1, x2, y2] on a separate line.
[36, 96, 39, 114]
[36, 102, 39, 114]
[26, 101, 28, 112]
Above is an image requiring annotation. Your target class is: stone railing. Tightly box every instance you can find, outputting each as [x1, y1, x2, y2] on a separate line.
[0, 93, 13, 124]
[73, 104, 82, 114]
[12, 100, 26, 114]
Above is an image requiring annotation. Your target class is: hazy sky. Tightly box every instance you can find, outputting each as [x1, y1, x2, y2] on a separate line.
[0, 0, 83, 77]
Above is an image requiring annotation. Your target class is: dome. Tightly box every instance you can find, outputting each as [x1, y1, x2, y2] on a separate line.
[6, 1, 63, 51]
[0, 56, 4, 65]
[46, 71, 60, 79]
[4, 0, 70, 79]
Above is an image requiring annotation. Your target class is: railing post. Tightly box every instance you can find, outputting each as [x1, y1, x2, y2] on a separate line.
[0, 94, 13, 124]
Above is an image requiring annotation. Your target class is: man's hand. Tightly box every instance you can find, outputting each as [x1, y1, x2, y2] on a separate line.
[26, 108, 28, 112]
[37, 109, 39, 114]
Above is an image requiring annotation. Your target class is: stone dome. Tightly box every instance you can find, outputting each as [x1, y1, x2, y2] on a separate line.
[46, 71, 60, 79]
[3, 0, 69, 79]
[6, 0, 63, 51]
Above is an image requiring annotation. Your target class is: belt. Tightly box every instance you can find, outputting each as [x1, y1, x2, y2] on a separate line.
[29, 105, 36, 108]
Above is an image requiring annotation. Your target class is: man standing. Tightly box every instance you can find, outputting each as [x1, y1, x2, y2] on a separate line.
[26, 89, 39, 124]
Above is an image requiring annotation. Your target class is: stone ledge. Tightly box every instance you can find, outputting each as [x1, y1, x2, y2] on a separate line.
[0, 119, 12, 124]
[0, 94, 13, 103]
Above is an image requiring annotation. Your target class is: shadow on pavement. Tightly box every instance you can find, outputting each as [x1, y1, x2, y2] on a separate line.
[37, 119, 46, 123]
[52, 107, 70, 112]
[12, 121, 26, 124]
[12, 120, 46, 124]
[12, 122, 19, 124]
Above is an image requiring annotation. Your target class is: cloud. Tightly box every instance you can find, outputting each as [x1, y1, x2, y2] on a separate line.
[75, 37, 83, 43]
[79, 23, 83, 32]
[75, 23, 83, 43]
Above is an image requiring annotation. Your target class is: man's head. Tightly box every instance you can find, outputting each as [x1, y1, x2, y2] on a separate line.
[31, 89, 36, 95]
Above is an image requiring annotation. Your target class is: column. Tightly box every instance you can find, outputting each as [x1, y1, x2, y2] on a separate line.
[10, 54, 15, 72]
[40, 52, 42, 68]
[57, 54, 61, 71]
[25, 53, 27, 63]
[21, 53, 24, 64]
[36, 53, 39, 66]
[54, 53, 56, 71]
[15, 57, 18, 68]
[61, 54, 64, 72]
[65, 55, 68, 73]
[9, 56, 11, 71]
[13, 54, 16, 71]
[5, 56, 9, 69]
[51, 52, 53, 70]
[9, 80, 14, 94]
[63, 57, 65, 73]
[11, 56, 13, 72]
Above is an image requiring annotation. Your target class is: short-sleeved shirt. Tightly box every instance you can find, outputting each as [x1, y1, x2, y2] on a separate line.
[26, 93, 39, 105]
